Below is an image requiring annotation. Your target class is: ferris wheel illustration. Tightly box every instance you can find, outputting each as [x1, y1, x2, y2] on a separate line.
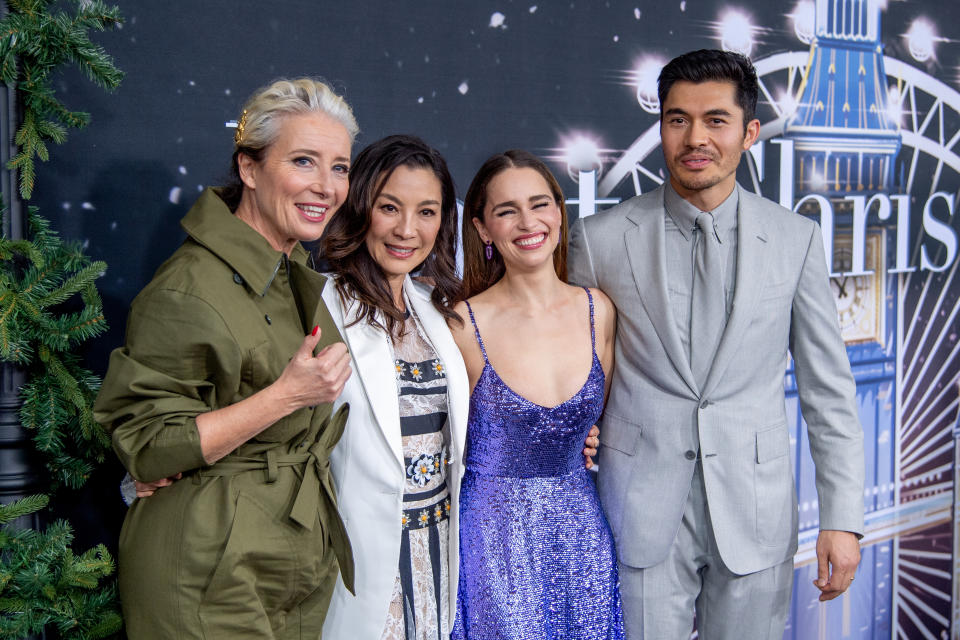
[578, 2, 960, 638]
[596, 49, 960, 208]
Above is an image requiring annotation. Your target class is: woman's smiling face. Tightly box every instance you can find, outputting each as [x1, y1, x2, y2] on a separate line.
[364, 164, 444, 302]
[238, 111, 352, 254]
[474, 167, 562, 273]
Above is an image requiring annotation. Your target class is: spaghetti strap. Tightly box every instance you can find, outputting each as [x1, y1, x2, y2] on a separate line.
[583, 287, 596, 352]
[463, 300, 489, 363]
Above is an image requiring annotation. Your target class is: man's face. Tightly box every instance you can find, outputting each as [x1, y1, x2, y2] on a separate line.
[659, 79, 760, 209]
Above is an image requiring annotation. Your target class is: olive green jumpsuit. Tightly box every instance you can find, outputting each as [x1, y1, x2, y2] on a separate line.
[94, 189, 353, 639]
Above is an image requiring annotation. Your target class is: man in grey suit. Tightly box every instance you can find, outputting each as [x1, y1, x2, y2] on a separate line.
[568, 49, 864, 639]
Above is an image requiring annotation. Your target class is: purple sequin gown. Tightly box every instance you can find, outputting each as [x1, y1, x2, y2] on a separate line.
[452, 289, 624, 640]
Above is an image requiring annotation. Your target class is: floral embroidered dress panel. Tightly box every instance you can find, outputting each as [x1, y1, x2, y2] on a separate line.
[381, 310, 451, 640]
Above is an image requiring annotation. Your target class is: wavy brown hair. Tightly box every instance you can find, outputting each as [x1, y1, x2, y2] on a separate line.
[459, 149, 569, 300]
[322, 135, 461, 337]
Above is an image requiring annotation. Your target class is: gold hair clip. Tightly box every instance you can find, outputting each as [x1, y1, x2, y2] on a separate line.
[234, 109, 248, 145]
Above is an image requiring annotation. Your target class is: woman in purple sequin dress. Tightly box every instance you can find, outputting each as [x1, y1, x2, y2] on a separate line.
[450, 150, 624, 639]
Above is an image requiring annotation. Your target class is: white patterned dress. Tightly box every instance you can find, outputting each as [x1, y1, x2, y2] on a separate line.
[380, 309, 451, 640]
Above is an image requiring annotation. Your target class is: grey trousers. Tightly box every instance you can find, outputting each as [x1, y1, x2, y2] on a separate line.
[618, 463, 794, 640]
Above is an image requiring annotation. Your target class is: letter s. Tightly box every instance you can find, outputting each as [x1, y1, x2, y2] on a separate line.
[920, 192, 957, 272]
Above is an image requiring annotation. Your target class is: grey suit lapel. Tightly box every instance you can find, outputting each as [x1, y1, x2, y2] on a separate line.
[702, 186, 771, 398]
[624, 195, 699, 396]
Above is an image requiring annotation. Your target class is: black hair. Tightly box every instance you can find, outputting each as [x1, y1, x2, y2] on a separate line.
[322, 134, 461, 336]
[658, 49, 759, 130]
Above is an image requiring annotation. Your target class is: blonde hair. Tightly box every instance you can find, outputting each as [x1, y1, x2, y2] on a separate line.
[222, 78, 359, 208]
[235, 77, 359, 150]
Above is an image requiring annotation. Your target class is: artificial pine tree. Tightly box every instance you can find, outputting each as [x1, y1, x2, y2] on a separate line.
[0, 1, 124, 637]
[1, 209, 110, 488]
[0, 496, 121, 639]
[1, 0, 124, 200]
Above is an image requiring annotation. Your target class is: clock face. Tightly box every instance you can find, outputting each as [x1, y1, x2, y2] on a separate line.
[830, 235, 885, 344]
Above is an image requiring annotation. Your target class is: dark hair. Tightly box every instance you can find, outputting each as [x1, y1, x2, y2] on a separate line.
[459, 149, 568, 301]
[322, 134, 461, 337]
[658, 49, 759, 130]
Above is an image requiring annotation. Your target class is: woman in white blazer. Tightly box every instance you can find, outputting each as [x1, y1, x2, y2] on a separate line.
[319, 135, 468, 640]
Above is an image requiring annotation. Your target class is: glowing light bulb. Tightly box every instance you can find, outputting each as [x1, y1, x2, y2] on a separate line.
[905, 18, 937, 63]
[885, 85, 903, 127]
[778, 90, 798, 117]
[634, 57, 665, 114]
[809, 170, 827, 191]
[717, 9, 755, 57]
[790, 1, 815, 45]
[564, 135, 602, 178]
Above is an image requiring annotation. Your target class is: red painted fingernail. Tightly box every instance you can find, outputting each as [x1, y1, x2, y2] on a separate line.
[311, 325, 320, 336]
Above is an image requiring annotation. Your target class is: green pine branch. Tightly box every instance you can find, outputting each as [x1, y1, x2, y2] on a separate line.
[0, 510, 121, 639]
[38, 261, 106, 313]
[1, 2, 123, 637]
[0, 496, 48, 526]
[0, 0, 123, 200]
[0, 208, 109, 490]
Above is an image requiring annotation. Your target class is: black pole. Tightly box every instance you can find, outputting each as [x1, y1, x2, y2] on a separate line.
[0, 2, 43, 529]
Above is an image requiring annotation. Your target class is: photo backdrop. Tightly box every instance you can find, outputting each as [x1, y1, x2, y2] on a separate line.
[32, 1, 960, 638]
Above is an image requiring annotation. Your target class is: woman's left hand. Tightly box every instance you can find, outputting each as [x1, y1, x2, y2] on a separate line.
[583, 424, 600, 469]
[135, 473, 182, 498]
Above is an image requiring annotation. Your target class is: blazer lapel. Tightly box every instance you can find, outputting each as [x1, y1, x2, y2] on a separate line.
[322, 280, 404, 470]
[701, 187, 771, 398]
[404, 278, 468, 464]
[624, 198, 699, 396]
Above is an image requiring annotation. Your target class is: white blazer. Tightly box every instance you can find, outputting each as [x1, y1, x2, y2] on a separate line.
[321, 275, 469, 639]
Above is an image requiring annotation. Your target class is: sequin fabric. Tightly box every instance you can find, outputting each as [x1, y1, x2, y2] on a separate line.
[452, 288, 624, 640]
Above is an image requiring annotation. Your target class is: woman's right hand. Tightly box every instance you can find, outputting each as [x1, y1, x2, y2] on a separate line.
[272, 326, 352, 411]
[196, 326, 352, 465]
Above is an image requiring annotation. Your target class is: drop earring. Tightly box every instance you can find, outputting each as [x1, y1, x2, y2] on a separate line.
[484, 241, 493, 261]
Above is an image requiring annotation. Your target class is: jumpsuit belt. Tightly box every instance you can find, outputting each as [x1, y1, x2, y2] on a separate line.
[195, 405, 355, 593]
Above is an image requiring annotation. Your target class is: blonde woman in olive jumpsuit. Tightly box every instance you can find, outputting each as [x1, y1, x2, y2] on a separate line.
[94, 79, 358, 639]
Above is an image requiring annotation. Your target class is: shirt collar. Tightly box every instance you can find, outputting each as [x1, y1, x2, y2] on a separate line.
[180, 188, 310, 296]
[664, 181, 739, 242]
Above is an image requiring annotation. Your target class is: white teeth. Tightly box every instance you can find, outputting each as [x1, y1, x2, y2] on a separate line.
[298, 204, 328, 218]
[388, 245, 414, 256]
[516, 234, 546, 247]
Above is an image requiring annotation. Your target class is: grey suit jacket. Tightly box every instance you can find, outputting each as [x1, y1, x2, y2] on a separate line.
[568, 183, 864, 575]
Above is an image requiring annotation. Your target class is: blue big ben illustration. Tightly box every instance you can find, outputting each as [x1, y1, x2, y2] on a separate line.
[782, 0, 899, 638]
